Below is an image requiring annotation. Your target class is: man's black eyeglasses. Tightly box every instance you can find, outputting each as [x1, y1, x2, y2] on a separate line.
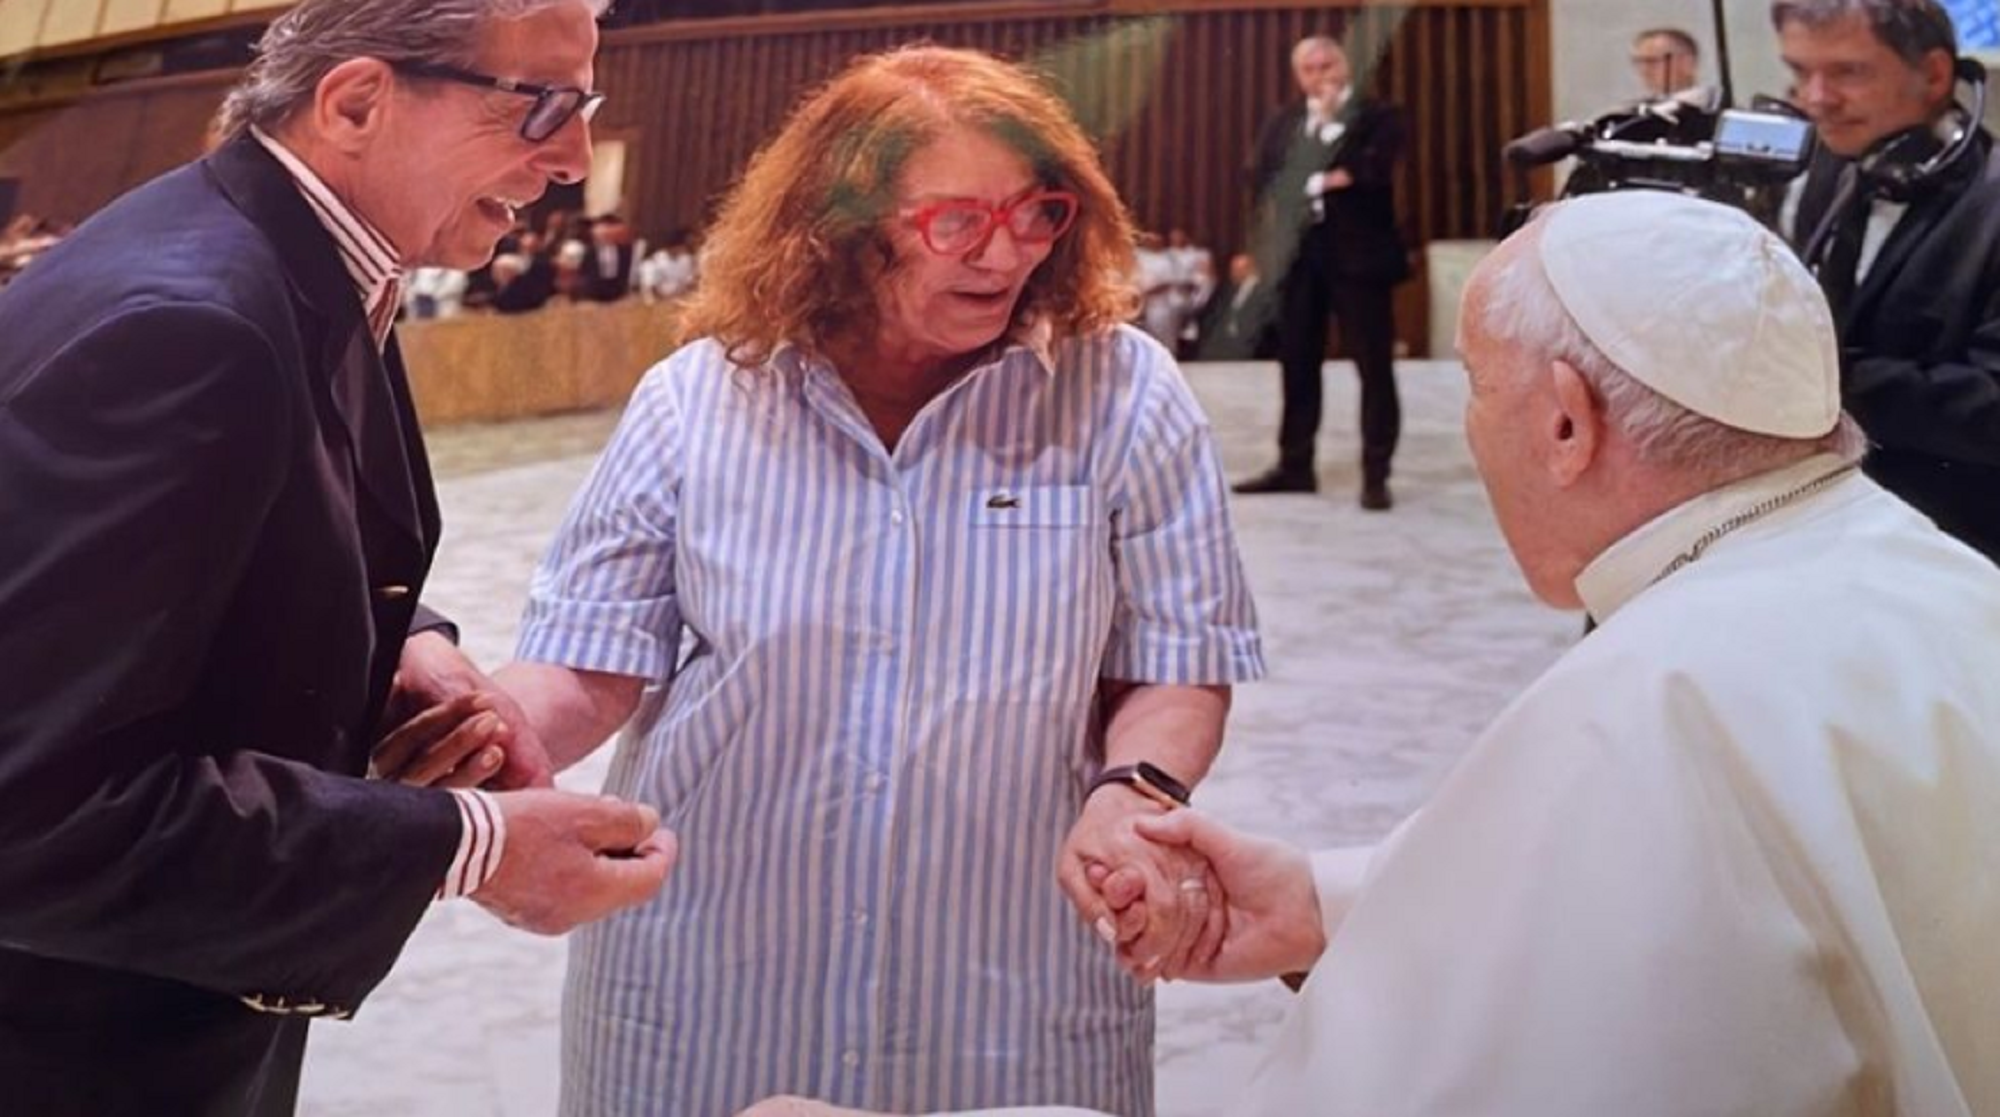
[392, 61, 605, 143]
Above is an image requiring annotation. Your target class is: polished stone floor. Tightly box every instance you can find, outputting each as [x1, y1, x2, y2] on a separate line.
[299, 357, 1578, 1116]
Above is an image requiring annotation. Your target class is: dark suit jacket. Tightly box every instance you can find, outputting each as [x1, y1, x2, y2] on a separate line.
[582, 241, 635, 302]
[494, 253, 559, 314]
[1249, 96, 1412, 286]
[1194, 277, 1280, 360]
[1792, 131, 2000, 563]
[0, 136, 462, 1114]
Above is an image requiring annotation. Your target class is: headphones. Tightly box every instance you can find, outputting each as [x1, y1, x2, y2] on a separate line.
[1855, 56, 1988, 203]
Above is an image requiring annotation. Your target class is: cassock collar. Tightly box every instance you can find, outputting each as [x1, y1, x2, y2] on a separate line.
[1575, 453, 1859, 624]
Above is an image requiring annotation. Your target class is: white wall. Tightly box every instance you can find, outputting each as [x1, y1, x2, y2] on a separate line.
[1549, 0, 1792, 126]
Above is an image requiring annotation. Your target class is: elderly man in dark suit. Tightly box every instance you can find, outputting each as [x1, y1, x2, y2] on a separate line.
[1234, 34, 1412, 509]
[0, 1, 674, 1113]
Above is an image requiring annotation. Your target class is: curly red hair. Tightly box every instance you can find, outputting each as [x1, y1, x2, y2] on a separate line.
[679, 45, 1140, 367]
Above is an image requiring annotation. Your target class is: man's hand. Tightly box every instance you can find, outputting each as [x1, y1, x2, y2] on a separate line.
[1324, 168, 1355, 191]
[1057, 789, 1222, 983]
[372, 692, 508, 788]
[473, 790, 677, 935]
[1123, 810, 1326, 984]
[379, 631, 553, 789]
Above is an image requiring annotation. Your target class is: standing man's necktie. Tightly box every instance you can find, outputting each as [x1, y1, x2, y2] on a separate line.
[1815, 166, 1871, 330]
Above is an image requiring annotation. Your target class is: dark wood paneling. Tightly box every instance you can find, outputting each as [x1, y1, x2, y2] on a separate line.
[0, 1, 1548, 354]
[596, 2, 1539, 267]
[0, 73, 225, 220]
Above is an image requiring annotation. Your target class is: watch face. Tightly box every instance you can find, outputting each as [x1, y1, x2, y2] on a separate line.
[1136, 761, 1192, 804]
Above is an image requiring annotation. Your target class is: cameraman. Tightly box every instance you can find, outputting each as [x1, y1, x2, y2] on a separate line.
[1778, 0, 2000, 563]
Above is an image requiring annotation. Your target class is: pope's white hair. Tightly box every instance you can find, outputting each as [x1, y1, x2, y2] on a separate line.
[217, 0, 610, 141]
[1470, 227, 1866, 479]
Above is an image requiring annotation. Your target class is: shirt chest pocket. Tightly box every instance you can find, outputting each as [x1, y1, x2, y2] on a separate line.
[945, 485, 1115, 703]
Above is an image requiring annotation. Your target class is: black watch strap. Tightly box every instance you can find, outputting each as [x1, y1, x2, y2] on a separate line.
[1086, 761, 1192, 809]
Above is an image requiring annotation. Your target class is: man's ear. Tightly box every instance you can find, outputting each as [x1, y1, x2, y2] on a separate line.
[1546, 358, 1604, 487]
[312, 58, 396, 154]
[1920, 47, 1955, 111]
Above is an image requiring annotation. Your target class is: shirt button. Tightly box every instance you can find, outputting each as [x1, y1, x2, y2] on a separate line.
[853, 910, 871, 928]
[889, 509, 906, 526]
[842, 1049, 861, 1069]
[863, 773, 885, 793]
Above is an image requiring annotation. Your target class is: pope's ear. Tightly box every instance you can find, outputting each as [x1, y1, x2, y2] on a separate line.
[1546, 358, 1604, 486]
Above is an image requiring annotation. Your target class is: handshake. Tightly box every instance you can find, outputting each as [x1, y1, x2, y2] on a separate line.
[1055, 779, 1329, 987]
[371, 636, 675, 936]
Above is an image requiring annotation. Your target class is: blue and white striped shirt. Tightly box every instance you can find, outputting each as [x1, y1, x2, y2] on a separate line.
[519, 324, 1263, 1117]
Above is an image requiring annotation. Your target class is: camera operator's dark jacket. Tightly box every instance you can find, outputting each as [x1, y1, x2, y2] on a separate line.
[1792, 130, 2000, 565]
[1248, 96, 1412, 286]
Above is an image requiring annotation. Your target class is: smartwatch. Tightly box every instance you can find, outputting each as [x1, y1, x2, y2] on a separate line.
[1086, 761, 1192, 810]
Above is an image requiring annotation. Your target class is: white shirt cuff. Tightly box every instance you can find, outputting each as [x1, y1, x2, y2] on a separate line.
[435, 789, 507, 901]
[1309, 844, 1377, 942]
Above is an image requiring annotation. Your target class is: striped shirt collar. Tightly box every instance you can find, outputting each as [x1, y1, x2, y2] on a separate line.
[251, 127, 404, 347]
[776, 317, 1060, 380]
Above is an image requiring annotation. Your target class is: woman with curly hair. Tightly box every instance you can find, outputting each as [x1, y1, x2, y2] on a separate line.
[498, 44, 1263, 1116]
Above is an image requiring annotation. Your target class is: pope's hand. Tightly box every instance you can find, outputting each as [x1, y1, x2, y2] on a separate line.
[1117, 810, 1326, 984]
[1058, 789, 1222, 983]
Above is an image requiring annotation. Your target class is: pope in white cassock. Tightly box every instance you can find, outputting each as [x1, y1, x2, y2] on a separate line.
[741, 191, 2000, 1117]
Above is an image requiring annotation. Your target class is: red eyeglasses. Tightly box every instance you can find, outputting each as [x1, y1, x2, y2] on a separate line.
[903, 190, 1080, 256]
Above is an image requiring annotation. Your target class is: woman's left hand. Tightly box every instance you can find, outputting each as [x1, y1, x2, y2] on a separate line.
[1057, 790, 1224, 983]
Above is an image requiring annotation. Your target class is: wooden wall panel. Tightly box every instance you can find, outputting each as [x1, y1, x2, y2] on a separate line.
[596, 3, 1538, 263]
[0, 1, 1546, 354]
[0, 75, 224, 219]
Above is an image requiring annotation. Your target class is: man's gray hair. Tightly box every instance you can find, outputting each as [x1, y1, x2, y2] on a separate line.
[1292, 34, 1345, 63]
[216, 0, 610, 141]
[1475, 239, 1866, 479]
[1635, 27, 1701, 59]
[1769, 0, 1958, 68]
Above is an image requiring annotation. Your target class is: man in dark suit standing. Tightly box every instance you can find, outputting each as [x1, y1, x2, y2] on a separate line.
[1777, 0, 2000, 564]
[1234, 34, 1412, 509]
[0, 1, 674, 1113]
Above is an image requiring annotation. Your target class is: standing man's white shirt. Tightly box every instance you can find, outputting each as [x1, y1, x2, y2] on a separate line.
[1780, 178, 1909, 283]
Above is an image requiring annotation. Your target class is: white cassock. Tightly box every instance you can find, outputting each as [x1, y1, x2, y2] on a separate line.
[946, 454, 2000, 1117]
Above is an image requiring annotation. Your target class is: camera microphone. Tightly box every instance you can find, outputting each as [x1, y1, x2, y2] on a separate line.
[1504, 124, 1589, 168]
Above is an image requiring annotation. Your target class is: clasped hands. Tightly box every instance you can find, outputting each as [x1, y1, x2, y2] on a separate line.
[1059, 786, 1329, 987]
[368, 632, 675, 935]
[1057, 783, 1223, 983]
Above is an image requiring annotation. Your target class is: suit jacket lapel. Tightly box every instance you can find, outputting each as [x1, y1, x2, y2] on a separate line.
[204, 135, 428, 558]
[385, 335, 441, 551]
[1847, 182, 1949, 326]
[326, 318, 427, 562]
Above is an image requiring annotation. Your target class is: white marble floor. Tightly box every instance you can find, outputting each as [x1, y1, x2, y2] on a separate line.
[298, 358, 1578, 1117]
